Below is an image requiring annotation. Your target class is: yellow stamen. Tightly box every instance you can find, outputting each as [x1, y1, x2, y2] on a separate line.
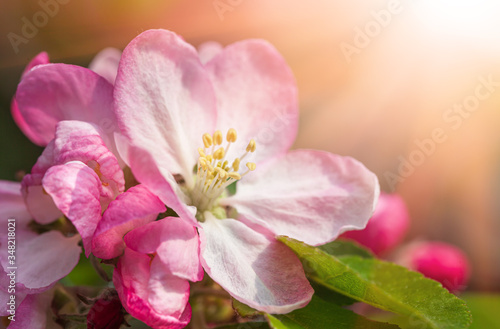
[213, 147, 225, 160]
[214, 167, 227, 179]
[246, 139, 256, 153]
[213, 130, 223, 145]
[246, 162, 256, 171]
[192, 128, 258, 212]
[202, 133, 213, 148]
[226, 128, 237, 143]
[232, 158, 240, 171]
[227, 172, 242, 180]
[199, 157, 208, 170]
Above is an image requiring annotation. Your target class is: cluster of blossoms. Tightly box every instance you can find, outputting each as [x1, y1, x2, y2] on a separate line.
[1, 29, 381, 328]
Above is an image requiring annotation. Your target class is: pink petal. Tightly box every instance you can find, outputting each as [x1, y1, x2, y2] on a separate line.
[0, 229, 38, 295]
[6, 290, 54, 329]
[223, 150, 380, 246]
[0, 289, 27, 316]
[123, 145, 198, 226]
[20, 52, 50, 79]
[88, 47, 121, 85]
[205, 40, 298, 165]
[125, 217, 203, 282]
[15, 231, 80, 290]
[92, 184, 166, 260]
[114, 248, 191, 329]
[20, 141, 63, 224]
[199, 213, 313, 314]
[42, 162, 102, 256]
[21, 174, 62, 225]
[341, 193, 410, 255]
[11, 52, 50, 146]
[23, 120, 125, 225]
[0, 181, 31, 225]
[114, 29, 217, 186]
[15, 63, 115, 146]
[148, 257, 190, 318]
[52, 120, 125, 202]
[197, 41, 223, 64]
[397, 241, 471, 292]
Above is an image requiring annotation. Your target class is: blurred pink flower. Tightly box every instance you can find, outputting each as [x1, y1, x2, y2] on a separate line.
[341, 192, 410, 255]
[397, 241, 471, 292]
[114, 29, 380, 313]
[0, 181, 81, 328]
[114, 218, 203, 328]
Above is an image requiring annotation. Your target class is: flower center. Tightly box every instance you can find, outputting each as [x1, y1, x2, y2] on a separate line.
[190, 128, 256, 213]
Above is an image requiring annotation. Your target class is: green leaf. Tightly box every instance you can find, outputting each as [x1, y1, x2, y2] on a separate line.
[462, 294, 500, 329]
[279, 237, 472, 329]
[319, 239, 374, 259]
[309, 281, 358, 306]
[266, 296, 400, 329]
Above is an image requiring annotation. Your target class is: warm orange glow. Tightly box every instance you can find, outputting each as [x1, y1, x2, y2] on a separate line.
[1, 0, 500, 292]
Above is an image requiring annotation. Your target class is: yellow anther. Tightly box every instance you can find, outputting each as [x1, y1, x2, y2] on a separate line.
[206, 163, 214, 172]
[226, 128, 237, 143]
[227, 172, 242, 180]
[206, 155, 213, 163]
[214, 167, 227, 179]
[213, 147, 225, 160]
[202, 133, 213, 148]
[246, 162, 256, 171]
[222, 160, 229, 170]
[246, 139, 256, 153]
[213, 130, 223, 145]
[198, 148, 206, 157]
[232, 158, 240, 171]
[199, 157, 208, 169]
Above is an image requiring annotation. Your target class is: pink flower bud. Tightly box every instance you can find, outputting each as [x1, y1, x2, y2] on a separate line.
[397, 241, 471, 292]
[341, 193, 410, 255]
[87, 292, 125, 329]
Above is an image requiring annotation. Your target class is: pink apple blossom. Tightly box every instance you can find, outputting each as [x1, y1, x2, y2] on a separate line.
[114, 29, 380, 313]
[341, 192, 410, 255]
[396, 241, 471, 292]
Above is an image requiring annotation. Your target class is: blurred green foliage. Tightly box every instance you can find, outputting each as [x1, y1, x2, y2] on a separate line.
[0, 94, 43, 181]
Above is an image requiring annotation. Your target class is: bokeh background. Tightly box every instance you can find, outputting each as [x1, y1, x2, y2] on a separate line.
[1, 0, 500, 293]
